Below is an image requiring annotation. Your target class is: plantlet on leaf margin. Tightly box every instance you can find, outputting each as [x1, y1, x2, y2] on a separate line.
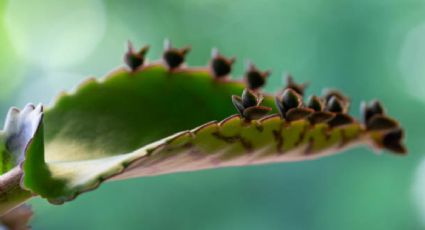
[232, 89, 272, 120]
[323, 89, 350, 113]
[306, 95, 323, 112]
[361, 100, 405, 153]
[162, 39, 191, 70]
[210, 48, 235, 78]
[306, 95, 334, 124]
[284, 74, 308, 96]
[124, 41, 149, 71]
[361, 99, 399, 131]
[362, 100, 384, 124]
[322, 94, 354, 128]
[244, 62, 270, 90]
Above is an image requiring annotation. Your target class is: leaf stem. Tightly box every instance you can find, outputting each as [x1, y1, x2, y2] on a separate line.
[0, 167, 32, 215]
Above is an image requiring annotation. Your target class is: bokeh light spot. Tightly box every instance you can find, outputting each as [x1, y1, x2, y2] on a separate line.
[4, 0, 106, 69]
[413, 157, 425, 225]
[399, 22, 425, 103]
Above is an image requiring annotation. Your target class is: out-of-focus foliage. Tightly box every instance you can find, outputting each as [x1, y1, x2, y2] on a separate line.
[0, 2, 23, 108]
[0, 0, 424, 229]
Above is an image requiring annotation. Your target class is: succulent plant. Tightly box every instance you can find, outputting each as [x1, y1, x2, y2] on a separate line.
[0, 41, 406, 222]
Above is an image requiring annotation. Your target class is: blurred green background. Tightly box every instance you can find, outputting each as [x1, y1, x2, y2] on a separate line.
[1, 0, 425, 229]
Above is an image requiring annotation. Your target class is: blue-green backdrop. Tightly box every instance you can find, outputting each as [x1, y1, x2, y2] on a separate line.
[0, 0, 424, 229]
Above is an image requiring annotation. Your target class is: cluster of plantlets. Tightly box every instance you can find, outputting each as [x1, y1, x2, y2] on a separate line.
[126, 40, 404, 153]
[0, 40, 406, 227]
[231, 77, 404, 153]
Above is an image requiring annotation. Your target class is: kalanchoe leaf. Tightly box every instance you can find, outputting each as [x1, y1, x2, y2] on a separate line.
[327, 113, 354, 127]
[285, 74, 307, 96]
[361, 100, 385, 124]
[210, 48, 235, 78]
[163, 39, 190, 70]
[285, 108, 314, 122]
[242, 106, 272, 120]
[306, 95, 323, 112]
[308, 111, 335, 124]
[242, 89, 258, 108]
[0, 42, 403, 212]
[124, 41, 149, 71]
[325, 96, 344, 113]
[245, 62, 269, 90]
[366, 115, 399, 131]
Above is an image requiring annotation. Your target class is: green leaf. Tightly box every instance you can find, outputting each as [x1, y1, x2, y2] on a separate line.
[16, 64, 405, 205]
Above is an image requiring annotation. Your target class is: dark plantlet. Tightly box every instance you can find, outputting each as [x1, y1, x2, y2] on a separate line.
[163, 39, 191, 70]
[366, 115, 399, 131]
[382, 129, 406, 154]
[281, 89, 302, 109]
[245, 62, 270, 90]
[361, 100, 384, 124]
[242, 88, 259, 108]
[231, 95, 246, 115]
[325, 96, 344, 113]
[275, 88, 303, 119]
[210, 48, 235, 78]
[308, 112, 335, 124]
[232, 89, 271, 120]
[285, 74, 307, 96]
[323, 90, 349, 104]
[286, 108, 313, 122]
[243, 106, 272, 120]
[307, 95, 323, 112]
[124, 41, 149, 71]
[327, 113, 354, 127]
